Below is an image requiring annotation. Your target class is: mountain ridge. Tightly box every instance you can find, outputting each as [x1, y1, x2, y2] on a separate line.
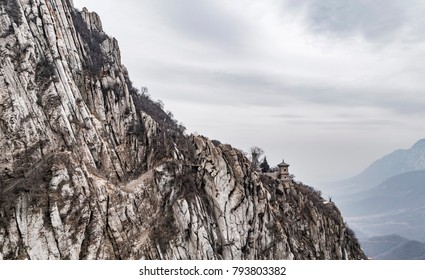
[361, 235, 425, 260]
[328, 139, 425, 245]
[349, 138, 425, 187]
[327, 138, 425, 196]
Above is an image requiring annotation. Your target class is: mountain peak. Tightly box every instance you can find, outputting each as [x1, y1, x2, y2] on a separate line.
[411, 138, 425, 150]
[330, 138, 425, 194]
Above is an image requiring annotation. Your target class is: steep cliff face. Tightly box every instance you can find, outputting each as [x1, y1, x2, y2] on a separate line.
[0, 0, 366, 260]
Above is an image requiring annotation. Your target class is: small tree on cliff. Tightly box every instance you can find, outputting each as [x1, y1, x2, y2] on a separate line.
[260, 157, 270, 173]
[250, 146, 264, 169]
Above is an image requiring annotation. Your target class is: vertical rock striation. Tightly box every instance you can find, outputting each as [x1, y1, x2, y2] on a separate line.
[0, 0, 366, 260]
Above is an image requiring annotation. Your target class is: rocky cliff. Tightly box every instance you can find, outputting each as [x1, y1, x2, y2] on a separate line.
[0, 0, 366, 260]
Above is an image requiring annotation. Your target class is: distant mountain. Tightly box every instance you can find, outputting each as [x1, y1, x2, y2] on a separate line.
[361, 235, 425, 260]
[340, 170, 425, 242]
[324, 139, 425, 245]
[327, 139, 425, 197]
[342, 170, 425, 216]
[347, 139, 425, 188]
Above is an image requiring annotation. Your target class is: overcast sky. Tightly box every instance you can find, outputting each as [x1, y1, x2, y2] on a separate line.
[73, 0, 425, 188]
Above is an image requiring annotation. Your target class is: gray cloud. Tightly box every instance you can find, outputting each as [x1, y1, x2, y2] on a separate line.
[144, 61, 425, 116]
[151, 0, 247, 49]
[284, 0, 423, 43]
[271, 113, 304, 119]
[275, 118, 399, 128]
[75, 0, 425, 116]
[271, 109, 405, 130]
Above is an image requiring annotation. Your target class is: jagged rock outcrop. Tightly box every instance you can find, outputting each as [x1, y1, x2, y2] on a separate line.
[0, 0, 366, 260]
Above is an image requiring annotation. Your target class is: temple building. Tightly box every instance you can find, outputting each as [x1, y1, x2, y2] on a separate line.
[277, 159, 291, 182]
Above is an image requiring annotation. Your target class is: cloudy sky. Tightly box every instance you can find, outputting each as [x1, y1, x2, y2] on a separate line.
[73, 0, 425, 188]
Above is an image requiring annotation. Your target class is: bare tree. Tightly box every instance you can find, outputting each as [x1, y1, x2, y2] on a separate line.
[250, 146, 264, 170]
[140, 86, 149, 95]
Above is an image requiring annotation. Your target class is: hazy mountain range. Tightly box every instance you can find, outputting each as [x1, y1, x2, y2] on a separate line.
[326, 139, 425, 258]
[361, 235, 425, 260]
[329, 139, 425, 195]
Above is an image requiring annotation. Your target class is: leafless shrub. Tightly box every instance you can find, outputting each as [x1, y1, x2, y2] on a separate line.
[150, 207, 179, 253]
